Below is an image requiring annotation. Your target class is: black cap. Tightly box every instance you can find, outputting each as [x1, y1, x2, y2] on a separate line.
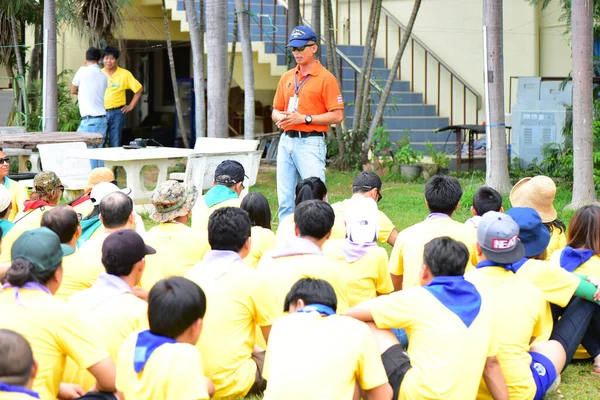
[214, 160, 247, 185]
[352, 171, 382, 192]
[102, 229, 156, 266]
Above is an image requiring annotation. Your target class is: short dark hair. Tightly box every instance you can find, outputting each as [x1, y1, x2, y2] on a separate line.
[102, 253, 136, 277]
[85, 47, 101, 62]
[240, 192, 272, 230]
[295, 177, 327, 207]
[284, 278, 337, 312]
[351, 171, 382, 193]
[423, 237, 469, 277]
[472, 186, 502, 216]
[294, 200, 334, 239]
[0, 329, 34, 386]
[102, 46, 120, 59]
[41, 205, 79, 243]
[208, 207, 251, 252]
[148, 277, 207, 339]
[99, 192, 133, 228]
[425, 175, 463, 215]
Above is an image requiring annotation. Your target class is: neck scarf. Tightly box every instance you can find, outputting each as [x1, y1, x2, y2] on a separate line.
[197, 250, 244, 282]
[426, 213, 452, 221]
[270, 237, 323, 258]
[423, 276, 481, 327]
[1, 282, 52, 306]
[133, 330, 177, 373]
[475, 258, 528, 273]
[72, 273, 132, 311]
[297, 303, 336, 316]
[204, 185, 238, 208]
[559, 246, 595, 272]
[340, 238, 377, 263]
[77, 216, 102, 247]
[0, 383, 39, 399]
[22, 200, 52, 212]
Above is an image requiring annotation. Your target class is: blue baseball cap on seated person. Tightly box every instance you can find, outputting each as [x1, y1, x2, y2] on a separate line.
[505, 207, 551, 258]
[287, 26, 318, 48]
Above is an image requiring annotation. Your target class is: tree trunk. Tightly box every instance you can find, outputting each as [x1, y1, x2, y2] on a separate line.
[162, 0, 189, 148]
[568, 0, 597, 207]
[4, 64, 15, 125]
[311, 0, 321, 61]
[28, 23, 42, 109]
[184, 0, 206, 140]
[227, 10, 238, 90]
[206, 0, 229, 137]
[362, 0, 421, 163]
[42, 0, 58, 132]
[482, 0, 511, 194]
[234, 0, 255, 140]
[359, 0, 382, 132]
[287, 0, 300, 69]
[10, 17, 25, 126]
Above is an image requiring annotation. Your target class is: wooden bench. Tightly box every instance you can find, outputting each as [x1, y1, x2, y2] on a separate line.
[256, 132, 280, 164]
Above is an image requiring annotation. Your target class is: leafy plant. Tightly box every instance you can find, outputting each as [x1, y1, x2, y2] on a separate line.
[425, 141, 450, 170]
[326, 129, 367, 171]
[394, 136, 422, 165]
[27, 70, 80, 132]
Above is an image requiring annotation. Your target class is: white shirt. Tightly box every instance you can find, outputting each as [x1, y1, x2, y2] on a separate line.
[72, 64, 108, 117]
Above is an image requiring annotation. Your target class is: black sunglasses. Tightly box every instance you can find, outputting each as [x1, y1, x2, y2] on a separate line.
[290, 44, 316, 52]
[0, 157, 10, 164]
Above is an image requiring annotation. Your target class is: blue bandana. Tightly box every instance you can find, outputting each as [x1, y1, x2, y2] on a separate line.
[475, 258, 528, 273]
[297, 304, 336, 316]
[0, 383, 40, 398]
[204, 185, 239, 208]
[77, 216, 102, 247]
[423, 276, 481, 327]
[133, 330, 177, 373]
[559, 246, 595, 272]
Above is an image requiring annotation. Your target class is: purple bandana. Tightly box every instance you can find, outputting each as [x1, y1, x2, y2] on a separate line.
[270, 237, 323, 258]
[1, 282, 52, 306]
[340, 239, 377, 263]
[426, 213, 452, 221]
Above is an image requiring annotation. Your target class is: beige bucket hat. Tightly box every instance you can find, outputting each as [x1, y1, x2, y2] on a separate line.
[509, 176, 557, 223]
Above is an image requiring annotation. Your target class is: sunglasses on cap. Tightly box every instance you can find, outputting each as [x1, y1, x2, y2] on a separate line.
[290, 44, 316, 52]
[0, 158, 10, 164]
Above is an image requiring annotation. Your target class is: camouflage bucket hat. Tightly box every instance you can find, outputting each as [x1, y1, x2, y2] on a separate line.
[33, 171, 63, 193]
[150, 180, 198, 223]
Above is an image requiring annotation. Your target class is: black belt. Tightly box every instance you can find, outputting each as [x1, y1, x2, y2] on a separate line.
[283, 130, 325, 138]
[106, 106, 125, 111]
[81, 115, 106, 120]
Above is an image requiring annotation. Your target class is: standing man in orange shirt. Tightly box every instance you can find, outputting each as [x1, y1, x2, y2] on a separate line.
[272, 26, 345, 220]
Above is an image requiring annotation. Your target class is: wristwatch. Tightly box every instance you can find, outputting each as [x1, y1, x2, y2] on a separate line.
[305, 115, 313, 125]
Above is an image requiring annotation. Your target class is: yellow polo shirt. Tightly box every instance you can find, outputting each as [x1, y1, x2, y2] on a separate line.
[102, 67, 142, 109]
[330, 198, 396, 244]
[545, 228, 567, 261]
[0, 391, 39, 400]
[144, 222, 210, 278]
[466, 266, 547, 400]
[3, 177, 27, 222]
[263, 313, 388, 400]
[243, 225, 276, 268]
[369, 286, 495, 400]
[0, 288, 109, 400]
[191, 196, 241, 236]
[117, 332, 209, 400]
[0, 206, 52, 264]
[389, 217, 478, 289]
[323, 239, 393, 307]
[185, 260, 279, 399]
[275, 214, 295, 246]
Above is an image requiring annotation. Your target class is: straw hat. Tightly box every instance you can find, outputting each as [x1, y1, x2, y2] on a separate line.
[85, 167, 116, 194]
[509, 176, 557, 223]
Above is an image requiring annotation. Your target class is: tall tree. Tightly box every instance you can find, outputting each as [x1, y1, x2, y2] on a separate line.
[483, 0, 511, 194]
[42, 0, 58, 132]
[311, 0, 321, 60]
[234, 0, 255, 140]
[206, 0, 228, 137]
[162, 0, 189, 148]
[287, 0, 300, 68]
[362, 0, 422, 163]
[227, 10, 238, 90]
[569, 0, 597, 207]
[184, 0, 206, 139]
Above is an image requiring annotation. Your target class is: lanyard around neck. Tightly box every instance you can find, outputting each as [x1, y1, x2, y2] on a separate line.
[294, 73, 311, 96]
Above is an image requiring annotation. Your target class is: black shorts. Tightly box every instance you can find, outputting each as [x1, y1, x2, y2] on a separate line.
[381, 344, 411, 399]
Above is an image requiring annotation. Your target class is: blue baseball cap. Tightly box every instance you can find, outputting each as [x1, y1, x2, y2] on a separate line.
[287, 26, 318, 47]
[505, 207, 550, 258]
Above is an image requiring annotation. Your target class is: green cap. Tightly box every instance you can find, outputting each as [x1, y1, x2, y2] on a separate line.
[11, 227, 75, 272]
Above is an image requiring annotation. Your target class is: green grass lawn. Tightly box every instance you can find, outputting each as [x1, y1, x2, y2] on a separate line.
[140, 166, 599, 399]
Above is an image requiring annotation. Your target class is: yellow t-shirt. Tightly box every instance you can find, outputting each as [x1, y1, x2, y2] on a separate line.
[545, 228, 567, 261]
[117, 332, 209, 400]
[191, 195, 241, 236]
[102, 67, 142, 109]
[144, 222, 209, 278]
[3, 178, 27, 222]
[323, 239, 393, 307]
[466, 266, 547, 400]
[0, 206, 52, 264]
[0, 288, 109, 400]
[243, 225, 276, 268]
[275, 214, 295, 246]
[389, 217, 478, 289]
[263, 313, 388, 400]
[330, 198, 396, 244]
[185, 258, 279, 399]
[0, 391, 40, 400]
[258, 251, 351, 314]
[369, 286, 495, 400]
[63, 280, 148, 390]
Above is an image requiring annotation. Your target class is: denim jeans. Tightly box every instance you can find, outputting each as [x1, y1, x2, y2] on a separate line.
[78, 116, 107, 169]
[106, 109, 126, 148]
[276, 133, 327, 220]
[391, 328, 409, 349]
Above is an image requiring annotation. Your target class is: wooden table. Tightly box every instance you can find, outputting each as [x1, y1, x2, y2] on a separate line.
[434, 125, 486, 171]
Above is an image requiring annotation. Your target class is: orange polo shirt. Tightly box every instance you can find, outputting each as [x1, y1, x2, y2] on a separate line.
[273, 61, 344, 133]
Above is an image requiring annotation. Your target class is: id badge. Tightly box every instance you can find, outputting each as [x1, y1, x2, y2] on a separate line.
[287, 96, 299, 112]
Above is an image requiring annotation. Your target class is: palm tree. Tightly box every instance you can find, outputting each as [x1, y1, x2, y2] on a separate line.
[206, 0, 228, 137]
[183, 0, 206, 139]
[42, 0, 58, 132]
[234, 0, 254, 140]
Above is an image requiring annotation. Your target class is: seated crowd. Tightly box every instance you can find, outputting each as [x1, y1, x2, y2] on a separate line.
[0, 159, 599, 400]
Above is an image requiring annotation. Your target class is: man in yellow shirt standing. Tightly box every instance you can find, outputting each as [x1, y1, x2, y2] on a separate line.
[0, 329, 40, 399]
[102, 46, 142, 147]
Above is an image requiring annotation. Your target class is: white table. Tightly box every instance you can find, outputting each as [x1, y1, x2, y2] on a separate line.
[70, 146, 194, 202]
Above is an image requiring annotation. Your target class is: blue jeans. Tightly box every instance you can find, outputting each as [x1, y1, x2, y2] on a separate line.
[276, 133, 327, 220]
[106, 108, 126, 148]
[391, 328, 409, 349]
[78, 116, 107, 169]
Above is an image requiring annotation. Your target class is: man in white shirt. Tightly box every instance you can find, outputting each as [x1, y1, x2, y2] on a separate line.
[72, 47, 108, 168]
